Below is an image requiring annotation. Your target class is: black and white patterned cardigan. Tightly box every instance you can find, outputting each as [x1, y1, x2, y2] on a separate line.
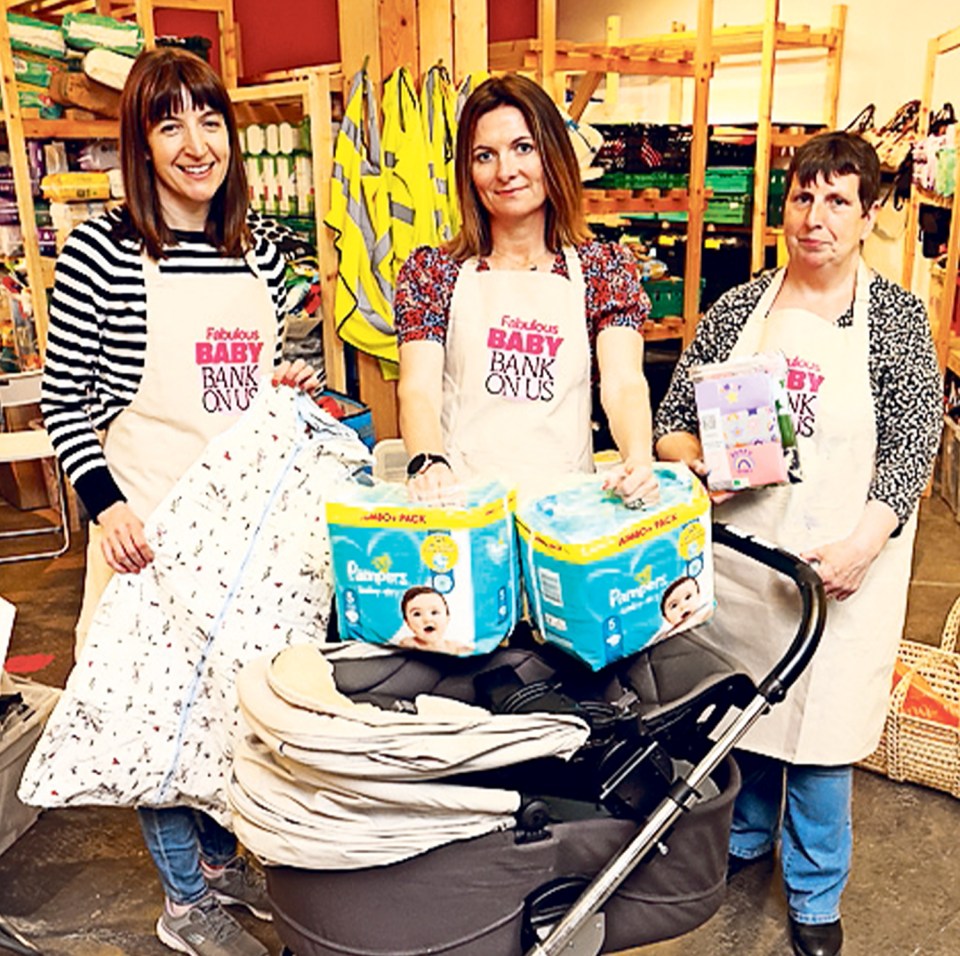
[653, 268, 943, 526]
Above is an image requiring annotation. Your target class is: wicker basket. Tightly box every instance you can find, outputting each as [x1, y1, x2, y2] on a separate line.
[859, 596, 960, 798]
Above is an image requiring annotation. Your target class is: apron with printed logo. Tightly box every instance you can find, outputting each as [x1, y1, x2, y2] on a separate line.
[76, 249, 277, 653]
[104, 252, 277, 521]
[441, 247, 594, 492]
[708, 261, 916, 764]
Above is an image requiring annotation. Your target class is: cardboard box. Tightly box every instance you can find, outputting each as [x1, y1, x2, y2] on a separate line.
[0, 672, 60, 856]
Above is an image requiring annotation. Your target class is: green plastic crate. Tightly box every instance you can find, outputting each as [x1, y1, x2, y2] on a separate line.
[705, 166, 754, 194]
[705, 195, 752, 224]
[767, 169, 788, 227]
[642, 277, 705, 319]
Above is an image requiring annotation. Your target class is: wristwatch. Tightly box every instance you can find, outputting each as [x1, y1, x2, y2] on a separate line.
[406, 452, 450, 478]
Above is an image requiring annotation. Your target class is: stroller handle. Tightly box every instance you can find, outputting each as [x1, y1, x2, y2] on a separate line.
[712, 521, 827, 706]
[525, 523, 827, 956]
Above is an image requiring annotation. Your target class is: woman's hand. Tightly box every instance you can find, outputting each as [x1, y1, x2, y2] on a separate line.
[407, 460, 461, 503]
[272, 359, 321, 394]
[801, 501, 898, 601]
[801, 537, 880, 601]
[602, 456, 660, 508]
[97, 501, 154, 574]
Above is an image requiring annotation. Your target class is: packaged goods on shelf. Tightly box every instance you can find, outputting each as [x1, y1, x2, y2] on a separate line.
[294, 154, 315, 216]
[0, 225, 22, 257]
[82, 47, 135, 91]
[12, 52, 63, 89]
[61, 13, 143, 57]
[0, 288, 41, 373]
[49, 199, 107, 231]
[517, 465, 714, 670]
[17, 89, 62, 119]
[48, 71, 120, 118]
[41, 172, 111, 203]
[106, 168, 123, 200]
[41, 142, 69, 177]
[8, 13, 67, 59]
[76, 141, 119, 172]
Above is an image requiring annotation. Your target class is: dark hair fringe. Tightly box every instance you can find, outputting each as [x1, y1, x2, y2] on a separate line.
[786, 131, 882, 213]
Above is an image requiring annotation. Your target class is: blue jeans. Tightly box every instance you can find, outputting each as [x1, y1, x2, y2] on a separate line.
[138, 807, 238, 905]
[728, 750, 852, 925]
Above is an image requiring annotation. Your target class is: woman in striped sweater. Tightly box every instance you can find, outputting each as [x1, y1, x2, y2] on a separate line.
[40, 48, 316, 956]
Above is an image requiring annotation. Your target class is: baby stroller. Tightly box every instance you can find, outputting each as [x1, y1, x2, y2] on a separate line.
[264, 523, 826, 956]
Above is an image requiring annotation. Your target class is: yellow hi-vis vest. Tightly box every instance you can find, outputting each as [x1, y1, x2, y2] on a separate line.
[325, 68, 397, 364]
[381, 66, 438, 285]
[420, 64, 459, 242]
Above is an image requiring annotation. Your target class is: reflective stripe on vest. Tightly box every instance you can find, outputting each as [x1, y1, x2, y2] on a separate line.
[420, 64, 459, 242]
[381, 66, 438, 284]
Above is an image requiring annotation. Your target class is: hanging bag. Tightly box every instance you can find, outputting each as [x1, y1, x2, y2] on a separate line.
[869, 100, 921, 169]
[845, 103, 877, 138]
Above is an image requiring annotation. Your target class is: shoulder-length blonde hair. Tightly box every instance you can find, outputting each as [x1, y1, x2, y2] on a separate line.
[446, 74, 591, 262]
[118, 47, 249, 258]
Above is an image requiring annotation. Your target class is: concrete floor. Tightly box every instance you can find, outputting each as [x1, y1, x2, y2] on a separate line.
[0, 497, 958, 956]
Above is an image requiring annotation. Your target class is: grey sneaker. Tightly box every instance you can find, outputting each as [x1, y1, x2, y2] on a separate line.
[205, 855, 272, 921]
[156, 896, 268, 956]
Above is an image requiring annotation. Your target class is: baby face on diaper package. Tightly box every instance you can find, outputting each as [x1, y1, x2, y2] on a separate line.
[691, 352, 801, 492]
[516, 464, 713, 670]
[326, 479, 520, 655]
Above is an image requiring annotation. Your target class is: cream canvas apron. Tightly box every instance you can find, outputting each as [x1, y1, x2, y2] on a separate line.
[441, 247, 594, 492]
[708, 261, 917, 764]
[76, 251, 276, 650]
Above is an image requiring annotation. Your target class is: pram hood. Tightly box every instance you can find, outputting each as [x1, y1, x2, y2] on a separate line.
[230, 642, 591, 868]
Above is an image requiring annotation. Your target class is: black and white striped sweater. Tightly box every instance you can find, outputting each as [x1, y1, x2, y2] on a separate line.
[40, 208, 287, 521]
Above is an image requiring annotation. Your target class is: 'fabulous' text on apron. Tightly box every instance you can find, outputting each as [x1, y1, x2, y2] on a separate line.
[104, 251, 277, 521]
[709, 261, 917, 764]
[441, 247, 593, 492]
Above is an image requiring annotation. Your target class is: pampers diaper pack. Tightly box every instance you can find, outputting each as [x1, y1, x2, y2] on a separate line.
[516, 464, 713, 670]
[326, 480, 520, 656]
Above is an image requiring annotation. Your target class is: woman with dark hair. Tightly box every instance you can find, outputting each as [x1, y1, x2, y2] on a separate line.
[40, 47, 317, 956]
[655, 131, 941, 956]
[395, 73, 657, 503]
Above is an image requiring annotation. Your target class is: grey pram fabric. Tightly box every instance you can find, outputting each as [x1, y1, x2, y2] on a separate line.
[260, 629, 746, 955]
[229, 643, 591, 868]
[267, 757, 739, 956]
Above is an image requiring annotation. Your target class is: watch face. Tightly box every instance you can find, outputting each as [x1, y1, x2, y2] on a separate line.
[406, 453, 428, 477]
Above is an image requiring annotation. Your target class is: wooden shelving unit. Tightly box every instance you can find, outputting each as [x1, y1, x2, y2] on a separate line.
[490, 1, 846, 340]
[605, 0, 846, 276]
[228, 66, 345, 392]
[901, 24, 960, 377]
